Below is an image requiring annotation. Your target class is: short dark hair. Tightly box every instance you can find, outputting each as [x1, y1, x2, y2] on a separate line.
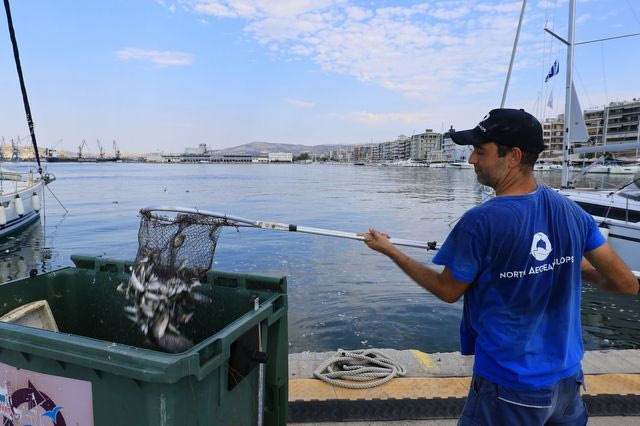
[496, 143, 539, 171]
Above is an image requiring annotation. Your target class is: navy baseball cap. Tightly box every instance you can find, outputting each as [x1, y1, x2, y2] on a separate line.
[451, 108, 545, 154]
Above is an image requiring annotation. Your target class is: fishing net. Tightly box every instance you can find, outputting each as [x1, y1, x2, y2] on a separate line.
[135, 210, 231, 282]
[119, 210, 234, 353]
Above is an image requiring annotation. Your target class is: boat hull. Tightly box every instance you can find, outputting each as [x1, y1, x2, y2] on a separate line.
[45, 157, 78, 163]
[0, 180, 44, 238]
[558, 189, 640, 274]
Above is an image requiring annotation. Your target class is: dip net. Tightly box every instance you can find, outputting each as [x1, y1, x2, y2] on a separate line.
[135, 210, 231, 282]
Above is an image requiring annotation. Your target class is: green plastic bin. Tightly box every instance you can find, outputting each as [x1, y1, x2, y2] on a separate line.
[0, 255, 288, 425]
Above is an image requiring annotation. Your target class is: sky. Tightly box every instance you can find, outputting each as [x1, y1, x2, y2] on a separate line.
[0, 0, 639, 154]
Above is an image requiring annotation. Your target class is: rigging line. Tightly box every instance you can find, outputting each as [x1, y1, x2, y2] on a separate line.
[2, 0, 42, 175]
[614, 175, 640, 194]
[600, 42, 609, 105]
[576, 32, 640, 45]
[573, 66, 593, 108]
[45, 185, 68, 213]
[624, 0, 640, 27]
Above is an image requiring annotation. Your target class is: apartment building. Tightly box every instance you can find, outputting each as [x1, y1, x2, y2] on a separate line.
[410, 129, 442, 160]
[542, 98, 640, 159]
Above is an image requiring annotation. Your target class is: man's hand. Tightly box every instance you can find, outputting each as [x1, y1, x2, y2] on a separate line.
[583, 243, 639, 294]
[362, 228, 395, 256]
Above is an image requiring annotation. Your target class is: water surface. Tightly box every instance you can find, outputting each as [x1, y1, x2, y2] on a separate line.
[2, 162, 638, 353]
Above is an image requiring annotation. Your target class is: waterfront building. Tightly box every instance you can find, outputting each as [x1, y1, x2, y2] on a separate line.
[268, 152, 293, 163]
[216, 154, 253, 163]
[329, 149, 352, 162]
[184, 143, 208, 155]
[541, 116, 564, 159]
[354, 145, 374, 162]
[410, 129, 442, 161]
[541, 98, 640, 159]
[441, 126, 472, 163]
[394, 135, 410, 160]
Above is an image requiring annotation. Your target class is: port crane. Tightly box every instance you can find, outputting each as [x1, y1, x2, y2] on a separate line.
[78, 140, 87, 159]
[113, 140, 121, 160]
[10, 137, 20, 161]
[97, 139, 105, 159]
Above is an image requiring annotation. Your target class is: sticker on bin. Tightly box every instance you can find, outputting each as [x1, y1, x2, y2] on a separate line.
[0, 361, 93, 425]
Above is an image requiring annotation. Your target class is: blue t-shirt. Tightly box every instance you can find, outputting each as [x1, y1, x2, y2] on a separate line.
[432, 185, 605, 390]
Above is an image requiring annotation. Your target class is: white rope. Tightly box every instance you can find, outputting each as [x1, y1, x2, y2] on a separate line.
[313, 349, 406, 389]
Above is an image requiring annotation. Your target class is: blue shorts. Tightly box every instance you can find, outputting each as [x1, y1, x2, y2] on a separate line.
[458, 370, 587, 426]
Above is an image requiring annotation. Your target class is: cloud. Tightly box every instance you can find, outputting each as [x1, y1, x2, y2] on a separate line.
[181, 1, 546, 97]
[349, 111, 433, 124]
[284, 97, 315, 108]
[115, 48, 195, 66]
[537, 0, 568, 9]
[576, 13, 591, 25]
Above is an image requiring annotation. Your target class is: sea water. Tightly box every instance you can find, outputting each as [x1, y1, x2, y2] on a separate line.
[1, 162, 638, 353]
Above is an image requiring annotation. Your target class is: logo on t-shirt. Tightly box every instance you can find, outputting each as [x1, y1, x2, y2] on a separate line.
[530, 232, 552, 261]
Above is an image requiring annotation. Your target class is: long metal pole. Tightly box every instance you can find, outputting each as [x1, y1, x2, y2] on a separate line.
[141, 206, 438, 250]
[561, 0, 576, 188]
[501, 0, 527, 108]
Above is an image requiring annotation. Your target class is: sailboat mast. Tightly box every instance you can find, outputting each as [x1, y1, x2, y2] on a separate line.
[501, 0, 527, 108]
[561, 0, 577, 188]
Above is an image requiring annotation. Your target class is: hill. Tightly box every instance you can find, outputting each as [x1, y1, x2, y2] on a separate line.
[213, 141, 354, 156]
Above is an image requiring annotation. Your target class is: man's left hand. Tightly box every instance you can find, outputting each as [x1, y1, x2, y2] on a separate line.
[362, 228, 395, 255]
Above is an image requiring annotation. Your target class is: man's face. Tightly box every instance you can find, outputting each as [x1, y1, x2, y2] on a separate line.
[468, 142, 510, 188]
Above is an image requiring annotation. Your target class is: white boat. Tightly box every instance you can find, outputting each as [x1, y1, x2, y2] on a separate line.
[504, 0, 640, 277]
[534, 160, 562, 171]
[0, 166, 48, 238]
[556, 180, 640, 275]
[445, 162, 474, 169]
[569, 161, 640, 175]
[427, 162, 447, 168]
[551, 0, 640, 276]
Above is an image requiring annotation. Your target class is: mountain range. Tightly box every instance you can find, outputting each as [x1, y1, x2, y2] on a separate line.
[212, 141, 355, 156]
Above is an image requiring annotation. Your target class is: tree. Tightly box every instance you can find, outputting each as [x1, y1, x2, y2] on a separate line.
[293, 152, 310, 162]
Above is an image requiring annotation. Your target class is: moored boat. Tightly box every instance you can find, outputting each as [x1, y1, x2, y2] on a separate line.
[0, 167, 49, 238]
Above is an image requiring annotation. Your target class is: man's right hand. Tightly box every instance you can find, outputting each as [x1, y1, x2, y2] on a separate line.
[583, 243, 639, 294]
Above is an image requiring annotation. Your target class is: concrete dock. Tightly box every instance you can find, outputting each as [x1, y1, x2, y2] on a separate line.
[287, 349, 640, 423]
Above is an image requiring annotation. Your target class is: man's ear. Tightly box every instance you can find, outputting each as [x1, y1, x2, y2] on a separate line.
[510, 147, 523, 166]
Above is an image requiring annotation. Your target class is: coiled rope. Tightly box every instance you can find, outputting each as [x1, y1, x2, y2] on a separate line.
[313, 349, 406, 389]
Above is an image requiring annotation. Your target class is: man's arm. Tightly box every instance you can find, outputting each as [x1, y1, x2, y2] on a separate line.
[582, 242, 639, 294]
[363, 228, 470, 303]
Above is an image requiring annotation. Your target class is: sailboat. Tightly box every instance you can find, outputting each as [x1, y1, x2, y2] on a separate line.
[0, 166, 48, 238]
[1, 0, 56, 238]
[547, 0, 640, 276]
[502, 0, 640, 277]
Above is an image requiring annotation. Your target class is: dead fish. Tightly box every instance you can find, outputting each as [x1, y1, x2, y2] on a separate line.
[155, 332, 193, 353]
[129, 273, 144, 292]
[173, 233, 186, 249]
[120, 246, 211, 354]
[152, 314, 170, 340]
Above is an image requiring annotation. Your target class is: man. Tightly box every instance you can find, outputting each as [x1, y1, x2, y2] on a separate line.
[363, 108, 638, 425]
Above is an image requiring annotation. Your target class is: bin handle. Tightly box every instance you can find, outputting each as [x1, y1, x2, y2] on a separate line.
[195, 301, 274, 379]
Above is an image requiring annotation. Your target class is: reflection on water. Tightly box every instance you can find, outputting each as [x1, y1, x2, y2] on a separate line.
[0, 220, 52, 282]
[0, 163, 637, 353]
[582, 282, 640, 350]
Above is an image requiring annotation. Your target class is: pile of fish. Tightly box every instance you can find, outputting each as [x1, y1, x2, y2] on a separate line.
[117, 250, 211, 353]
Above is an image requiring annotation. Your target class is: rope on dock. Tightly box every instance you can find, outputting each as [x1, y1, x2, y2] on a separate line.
[313, 349, 406, 389]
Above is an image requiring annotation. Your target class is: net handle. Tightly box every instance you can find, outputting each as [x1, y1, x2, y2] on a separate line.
[140, 206, 437, 250]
